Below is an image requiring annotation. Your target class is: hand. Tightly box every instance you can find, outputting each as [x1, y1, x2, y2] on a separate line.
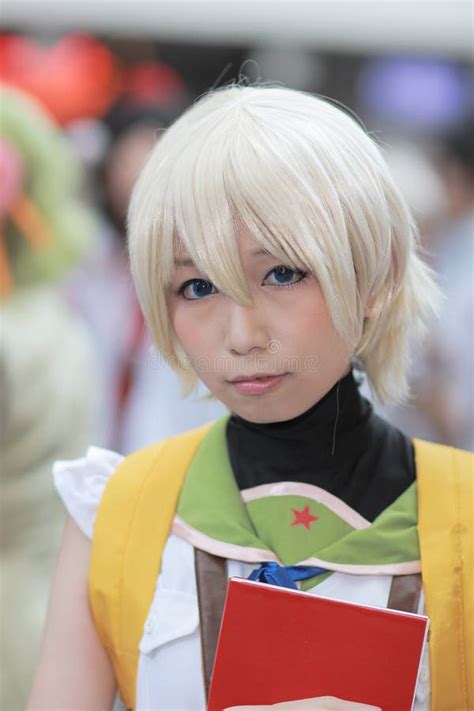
[225, 696, 381, 710]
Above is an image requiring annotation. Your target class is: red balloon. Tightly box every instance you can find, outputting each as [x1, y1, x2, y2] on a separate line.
[121, 61, 187, 107]
[0, 34, 122, 124]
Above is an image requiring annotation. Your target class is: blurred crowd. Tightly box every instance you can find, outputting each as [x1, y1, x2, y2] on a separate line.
[0, 31, 472, 709]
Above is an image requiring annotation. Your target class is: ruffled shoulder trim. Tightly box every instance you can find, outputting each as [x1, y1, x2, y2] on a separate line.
[53, 446, 124, 539]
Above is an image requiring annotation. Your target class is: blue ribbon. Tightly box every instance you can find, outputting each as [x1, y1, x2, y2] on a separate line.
[248, 561, 328, 590]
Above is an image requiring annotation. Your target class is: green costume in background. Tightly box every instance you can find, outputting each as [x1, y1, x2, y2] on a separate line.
[1, 86, 96, 709]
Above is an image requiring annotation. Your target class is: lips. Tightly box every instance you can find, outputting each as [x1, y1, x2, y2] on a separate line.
[227, 373, 288, 395]
[229, 373, 284, 383]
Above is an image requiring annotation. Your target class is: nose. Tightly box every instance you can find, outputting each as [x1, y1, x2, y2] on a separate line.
[224, 299, 270, 356]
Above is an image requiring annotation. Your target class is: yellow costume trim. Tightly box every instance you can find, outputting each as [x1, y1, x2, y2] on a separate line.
[88, 422, 213, 709]
[415, 438, 473, 710]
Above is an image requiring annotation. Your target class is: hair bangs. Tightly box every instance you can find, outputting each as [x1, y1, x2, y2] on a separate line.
[222, 115, 360, 335]
[163, 126, 251, 305]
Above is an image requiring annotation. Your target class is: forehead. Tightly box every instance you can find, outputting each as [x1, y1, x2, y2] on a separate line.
[173, 229, 275, 267]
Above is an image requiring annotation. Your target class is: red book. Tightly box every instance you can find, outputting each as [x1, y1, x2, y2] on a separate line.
[208, 577, 429, 711]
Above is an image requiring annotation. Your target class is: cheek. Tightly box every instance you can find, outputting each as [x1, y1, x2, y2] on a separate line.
[275, 288, 332, 343]
[276, 289, 350, 360]
[170, 304, 187, 345]
[171, 307, 198, 355]
[170, 301, 219, 358]
[169, 299, 193, 350]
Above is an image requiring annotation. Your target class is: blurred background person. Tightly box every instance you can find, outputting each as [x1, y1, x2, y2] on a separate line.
[353, 54, 473, 449]
[0, 30, 227, 456]
[0, 85, 98, 709]
[397, 117, 474, 450]
[68, 63, 227, 453]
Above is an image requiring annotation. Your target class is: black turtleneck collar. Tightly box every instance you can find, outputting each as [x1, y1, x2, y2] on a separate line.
[226, 369, 415, 522]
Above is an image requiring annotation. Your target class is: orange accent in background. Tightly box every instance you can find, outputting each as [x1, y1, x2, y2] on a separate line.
[0, 195, 54, 297]
[0, 228, 13, 296]
[9, 195, 54, 249]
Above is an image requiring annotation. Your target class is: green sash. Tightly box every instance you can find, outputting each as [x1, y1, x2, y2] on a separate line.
[176, 416, 420, 588]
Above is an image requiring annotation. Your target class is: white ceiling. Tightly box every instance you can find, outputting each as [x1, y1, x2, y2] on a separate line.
[1, 0, 473, 58]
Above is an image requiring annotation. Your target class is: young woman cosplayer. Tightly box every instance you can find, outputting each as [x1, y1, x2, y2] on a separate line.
[28, 85, 472, 711]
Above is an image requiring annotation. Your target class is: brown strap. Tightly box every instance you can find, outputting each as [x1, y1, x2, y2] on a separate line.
[387, 573, 422, 614]
[194, 548, 229, 702]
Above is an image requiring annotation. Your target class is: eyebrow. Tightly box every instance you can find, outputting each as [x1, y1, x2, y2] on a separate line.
[173, 247, 274, 268]
[251, 247, 273, 258]
[174, 256, 196, 267]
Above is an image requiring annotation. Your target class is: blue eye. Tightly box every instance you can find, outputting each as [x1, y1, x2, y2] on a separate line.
[264, 266, 307, 286]
[179, 279, 217, 300]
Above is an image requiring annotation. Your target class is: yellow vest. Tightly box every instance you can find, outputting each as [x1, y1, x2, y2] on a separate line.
[88, 428, 473, 710]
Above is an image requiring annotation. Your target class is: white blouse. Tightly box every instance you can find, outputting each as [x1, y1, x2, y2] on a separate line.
[53, 447, 430, 711]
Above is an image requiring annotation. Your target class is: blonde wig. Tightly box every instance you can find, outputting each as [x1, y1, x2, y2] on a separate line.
[128, 84, 441, 404]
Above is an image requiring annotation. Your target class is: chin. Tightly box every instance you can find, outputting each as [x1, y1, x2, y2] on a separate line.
[230, 398, 304, 424]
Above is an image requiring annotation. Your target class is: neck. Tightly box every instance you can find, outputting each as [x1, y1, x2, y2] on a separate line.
[225, 366, 416, 522]
[226, 368, 373, 490]
[231, 368, 362, 436]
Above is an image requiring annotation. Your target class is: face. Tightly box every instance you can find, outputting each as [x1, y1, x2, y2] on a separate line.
[168, 230, 355, 423]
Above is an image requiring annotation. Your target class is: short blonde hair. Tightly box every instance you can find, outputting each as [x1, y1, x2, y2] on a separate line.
[128, 84, 440, 404]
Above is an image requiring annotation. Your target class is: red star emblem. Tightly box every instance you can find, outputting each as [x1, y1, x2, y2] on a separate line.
[291, 505, 319, 530]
